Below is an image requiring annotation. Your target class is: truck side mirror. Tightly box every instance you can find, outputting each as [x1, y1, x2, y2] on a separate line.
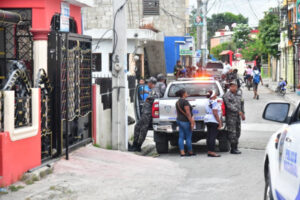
[263, 102, 290, 123]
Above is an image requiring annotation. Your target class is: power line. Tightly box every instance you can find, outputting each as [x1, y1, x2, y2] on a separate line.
[207, 0, 217, 14]
[231, 0, 241, 14]
[247, 0, 259, 20]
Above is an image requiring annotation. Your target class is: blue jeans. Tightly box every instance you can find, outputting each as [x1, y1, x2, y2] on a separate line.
[176, 120, 193, 152]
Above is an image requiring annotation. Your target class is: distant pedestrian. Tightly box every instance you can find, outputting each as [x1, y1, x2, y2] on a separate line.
[129, 77, 160, 152]
[204, 90, 222, 157]
[222, 60, 232, 75]
[174, 60, 183, 79]
[156, 73, 167, 98]
[175, 89, 196, 157]
[252, 66, 263, 100]
[223, 81, 245, 154]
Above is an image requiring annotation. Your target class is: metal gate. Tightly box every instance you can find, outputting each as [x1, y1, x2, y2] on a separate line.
[48, 32, 92, 156]
[0, 9, 33, 87]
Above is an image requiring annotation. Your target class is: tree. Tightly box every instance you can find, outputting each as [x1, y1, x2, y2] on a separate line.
[242, 39, 264, 61]
[258, 12, 280, 58]
[211, 42, 236, 60]
[189, 11, 248, 49]
[207, 12, 248, 40]
[233, 24, 252, 49]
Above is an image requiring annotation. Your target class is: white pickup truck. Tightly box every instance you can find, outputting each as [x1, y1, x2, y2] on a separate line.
[148, 77, 230, 153]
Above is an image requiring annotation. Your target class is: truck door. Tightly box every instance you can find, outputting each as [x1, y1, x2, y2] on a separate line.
[276, 103, 300, 199]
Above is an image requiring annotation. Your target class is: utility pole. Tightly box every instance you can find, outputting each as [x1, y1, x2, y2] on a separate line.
[112, 0, 128, 151]
[197, 0, 203, 51]
[202, 0, 208, 68]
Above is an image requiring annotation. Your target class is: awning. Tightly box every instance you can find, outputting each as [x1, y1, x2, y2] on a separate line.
[0, 9, 21, 25]
[220, 50, 234, 56]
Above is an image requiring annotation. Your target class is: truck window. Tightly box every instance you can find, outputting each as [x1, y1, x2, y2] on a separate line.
[168, 83, 220, 97]
[206, 63, 223, 69]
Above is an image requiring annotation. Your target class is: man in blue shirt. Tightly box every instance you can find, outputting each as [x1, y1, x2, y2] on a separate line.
[138, 79, 150, 101]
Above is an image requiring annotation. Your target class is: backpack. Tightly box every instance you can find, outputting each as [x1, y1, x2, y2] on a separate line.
[253, 71, 260, 84]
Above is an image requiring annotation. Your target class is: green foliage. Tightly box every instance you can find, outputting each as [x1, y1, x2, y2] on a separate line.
[242, 39, 264, 61]
[258, 12, 280, 58]
[211, 42, 236, 60]
[189, 10, 248, 49]
[233, 24, 251, 48]
[207, 12, 248, 48]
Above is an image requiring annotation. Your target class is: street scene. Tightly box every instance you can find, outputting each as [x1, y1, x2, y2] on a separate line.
[1, 0, 300, 200]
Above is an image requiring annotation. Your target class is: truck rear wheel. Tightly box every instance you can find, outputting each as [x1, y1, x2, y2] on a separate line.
[154, 132, 169, 154]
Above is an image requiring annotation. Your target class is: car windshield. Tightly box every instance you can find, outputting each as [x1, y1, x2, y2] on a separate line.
[168, 82, 220, 97]
[206, 63, 223, 69]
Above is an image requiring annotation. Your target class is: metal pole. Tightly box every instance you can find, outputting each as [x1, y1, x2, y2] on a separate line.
[65, 35, 69, 160]
[197, 0, 202, 50]
[202, 0, 208, 68]
[112, 0, 128, 151]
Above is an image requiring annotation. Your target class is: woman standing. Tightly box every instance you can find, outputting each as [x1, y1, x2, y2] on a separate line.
[175, 89, 196, 157]
[204, 90, 222, 157]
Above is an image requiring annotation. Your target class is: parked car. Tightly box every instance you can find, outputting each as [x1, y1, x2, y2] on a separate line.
[263, 101, 300, 200]
[135, 77, 229, 154]
[205, 61, 224, 79]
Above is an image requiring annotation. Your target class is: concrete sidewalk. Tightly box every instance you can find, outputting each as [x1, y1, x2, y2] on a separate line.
[1, 144, 185, 200]
[263, 78, 300, 106]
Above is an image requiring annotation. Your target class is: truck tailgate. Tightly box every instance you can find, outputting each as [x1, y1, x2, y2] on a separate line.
[158, 98, 207, 122]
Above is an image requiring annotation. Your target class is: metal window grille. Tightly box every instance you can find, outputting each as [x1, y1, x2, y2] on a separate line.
[143, 0, 160, 16]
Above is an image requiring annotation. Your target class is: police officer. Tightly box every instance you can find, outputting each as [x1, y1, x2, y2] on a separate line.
[223, 80, 245, 154]
[129, 77, 160, 152]
[156, 73, 167, 98]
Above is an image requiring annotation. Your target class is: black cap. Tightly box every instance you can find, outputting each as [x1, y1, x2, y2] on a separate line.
[157, 73, 166, 81]
[229, 80, 238, 85]
[146, 77, 157, 84]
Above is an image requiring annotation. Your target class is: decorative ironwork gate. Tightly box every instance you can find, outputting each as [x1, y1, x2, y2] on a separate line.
[0, 9, 33, 86]
[48, 32, 92, 156]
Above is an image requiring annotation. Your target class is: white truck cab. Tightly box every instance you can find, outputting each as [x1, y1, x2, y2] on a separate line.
[263, 101, 300, 200]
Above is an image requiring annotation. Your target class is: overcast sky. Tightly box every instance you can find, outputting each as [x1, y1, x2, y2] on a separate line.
[189, 0, 280, 27]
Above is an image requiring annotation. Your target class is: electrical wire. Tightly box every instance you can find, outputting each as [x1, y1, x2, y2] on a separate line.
[112, 0, 129, 56]
[207, 0, 217, 14]
[247, 0, 259, 20]
[231, 0, 241, 14]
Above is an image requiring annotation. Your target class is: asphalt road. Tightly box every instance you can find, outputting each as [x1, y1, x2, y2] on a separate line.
[1, 86, 290, 200]
[153, 86, 286, 200]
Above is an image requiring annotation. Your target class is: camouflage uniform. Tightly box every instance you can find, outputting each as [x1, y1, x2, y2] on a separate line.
[155, 81, 166, 98]
[133, 87, 160, 146]
[223, 90, 243, 145]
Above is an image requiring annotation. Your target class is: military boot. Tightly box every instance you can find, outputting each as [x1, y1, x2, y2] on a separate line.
[128, 142, 138, 152]
[230, 144, 241, 154]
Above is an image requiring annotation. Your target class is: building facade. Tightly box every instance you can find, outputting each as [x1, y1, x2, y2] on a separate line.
[82, 0, 190, 36]
[279, 0, 300, 90]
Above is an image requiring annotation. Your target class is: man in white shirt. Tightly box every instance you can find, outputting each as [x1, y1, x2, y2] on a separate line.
[222, 60, 232, 75]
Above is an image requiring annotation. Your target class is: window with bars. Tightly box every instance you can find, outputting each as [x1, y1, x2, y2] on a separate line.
[143, 0, 160, 16]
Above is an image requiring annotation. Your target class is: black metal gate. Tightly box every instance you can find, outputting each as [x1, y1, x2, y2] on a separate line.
[0, 9, 33, 87]
[48, 32, 92, 156]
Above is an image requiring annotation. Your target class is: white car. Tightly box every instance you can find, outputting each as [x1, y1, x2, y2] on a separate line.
[263, 101, 300, 200]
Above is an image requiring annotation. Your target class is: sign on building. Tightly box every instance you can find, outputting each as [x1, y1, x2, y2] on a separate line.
[143, 0, 160, 16]
[194, 14, 204, 26]
[180, 37, 193, 56]
[60, 2, 70, 32]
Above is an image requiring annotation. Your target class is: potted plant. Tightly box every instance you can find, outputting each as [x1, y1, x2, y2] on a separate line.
[297, 83, 300, 96]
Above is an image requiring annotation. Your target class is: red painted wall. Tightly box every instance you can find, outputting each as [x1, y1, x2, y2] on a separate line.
[0, 90, 41, 187]
[0, 0, 82, 33]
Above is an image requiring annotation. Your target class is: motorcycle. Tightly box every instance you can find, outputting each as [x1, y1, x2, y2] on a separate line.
[244, 75, 253, 91]
[275, 80, 287, 96]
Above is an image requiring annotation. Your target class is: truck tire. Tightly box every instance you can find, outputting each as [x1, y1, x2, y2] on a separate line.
[218, 132, 230, 152]
[170, 139, 178, 147]
[154, 132, 169, 154]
